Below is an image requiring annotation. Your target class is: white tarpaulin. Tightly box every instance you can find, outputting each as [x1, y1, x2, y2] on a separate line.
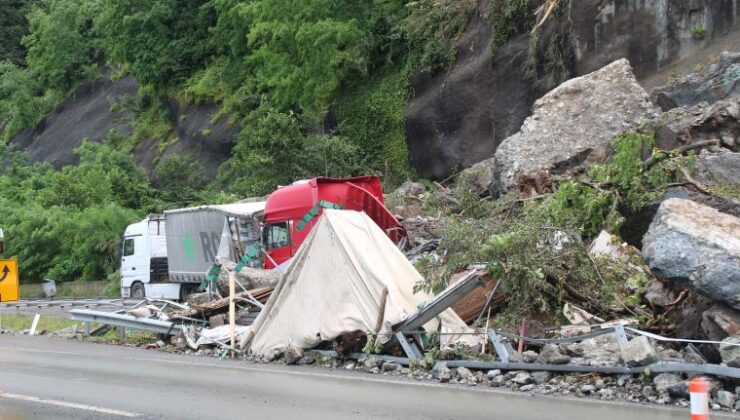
[245, 209, 477, 358]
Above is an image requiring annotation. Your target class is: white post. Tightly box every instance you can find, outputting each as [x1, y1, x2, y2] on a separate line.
[29, 313, 41, 335]
[229, 272, 236, 358]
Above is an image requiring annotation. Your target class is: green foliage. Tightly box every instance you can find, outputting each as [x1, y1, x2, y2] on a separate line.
[691, 24, 707, 39]
[336, 63, 414, 187]
[155, 155, 208, 207]
[0, 143, 154, 283]
[220, 107, 363, 196]
[0, 0, 35, 66]
[96, 0, 216, 91]
[489, 0, 532, 55]
[542, 132, 675, 237]
[0, 60, 53, 141]
[404, 0, 476, 72]
[23, 0, 102, 92]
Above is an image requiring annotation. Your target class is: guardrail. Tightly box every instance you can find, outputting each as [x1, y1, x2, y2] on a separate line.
[0, 298, 139, 310]
[69, 309, 181, 335]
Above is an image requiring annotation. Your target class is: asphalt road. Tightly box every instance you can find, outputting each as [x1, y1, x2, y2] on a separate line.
[0, 335, 728, 420]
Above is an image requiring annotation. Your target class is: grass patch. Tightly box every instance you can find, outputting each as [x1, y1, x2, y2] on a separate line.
[0, 314, 82, 332]
[20, 280, 111, 299]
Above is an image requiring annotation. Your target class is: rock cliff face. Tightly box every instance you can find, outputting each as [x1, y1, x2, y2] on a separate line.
[11, 75, 237, 180]
[407, 0, 740, 179]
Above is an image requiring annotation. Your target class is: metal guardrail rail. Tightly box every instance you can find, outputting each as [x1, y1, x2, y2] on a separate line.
[69, 309, 181, 335]
[0, 298, 139, 310]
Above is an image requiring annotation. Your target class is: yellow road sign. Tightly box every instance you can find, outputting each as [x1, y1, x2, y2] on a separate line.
[0, 258, 19, 302]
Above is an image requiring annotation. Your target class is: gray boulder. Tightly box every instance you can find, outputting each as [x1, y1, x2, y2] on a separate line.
[693, 149, 740, 185]
[456, 159, 494, 197]
[716, 390, 737, 409]
[653, 373, 688, 398]
[536, 344, 571, 365]
[720, 336, 740, 367]
[652, 51, 740, 111]
[490, 59, 658, 195]
[621, 336, 658, 367]
[650, 99, 740, 151]
[701, 303, 740, 341]
[642, 198, 740, 310]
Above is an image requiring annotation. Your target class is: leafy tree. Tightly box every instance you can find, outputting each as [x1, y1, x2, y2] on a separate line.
[96, 0, 216, 91]
[23, 0, 102, 91]
[155, 155, 207, 207]
[0, 60, 50, 141]
[0, 0, 35, 66]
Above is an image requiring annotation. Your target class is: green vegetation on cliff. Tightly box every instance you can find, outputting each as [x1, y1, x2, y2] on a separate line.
[0, 0, 482, 284]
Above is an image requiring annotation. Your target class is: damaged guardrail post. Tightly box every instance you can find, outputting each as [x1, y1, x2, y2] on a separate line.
[393, 270, 485, 360]
[395, 332, 423, 360]
[487, 329, 513, 363]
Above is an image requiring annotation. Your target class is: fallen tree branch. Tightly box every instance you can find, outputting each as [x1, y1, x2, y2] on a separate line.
[643, 140, 720, 170]
[678, 167, 712, 195]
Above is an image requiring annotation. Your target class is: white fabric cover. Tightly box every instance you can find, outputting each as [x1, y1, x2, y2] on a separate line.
[246, 210, 474, 358]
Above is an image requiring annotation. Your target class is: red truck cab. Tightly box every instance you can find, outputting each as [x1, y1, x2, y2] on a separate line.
[262, 176, 407, 268]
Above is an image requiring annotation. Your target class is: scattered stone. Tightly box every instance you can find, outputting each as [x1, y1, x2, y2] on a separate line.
[642, 385, 656, 399]
[519, 384, 535, 392]
[653, 373, 688, 398]
[297, 356, 315, 365]
[394, 180, 426, 197]
[642, 198, 740, 310]
[702, 303, 740, 341]
[490, 375, 506, 387]
[522, 350, 538, 363]
[486, 369, 502, 379]
[716, 390, 737, 408]
[598, 389, 615, 400]
[511, 372, 534, 386]
[621, 336, 658, 367]
[719, 336, 740, 367]
[156, 340, 166, 348]
[490, 59, 658, 195]
[536, 344, 571, 365]
[456, 366, 473, 380]
[382, 362, 401, 372]
[282, 347, 300, 365]
[432, 362, 452, 383]
[581, 384, 596, 394]
[532, 371, 552, 385]
[644, 281, 678, 309]
[363, 356, 383, 371]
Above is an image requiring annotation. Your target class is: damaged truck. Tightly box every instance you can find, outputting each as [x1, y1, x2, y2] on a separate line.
[120, 176, 407, 300]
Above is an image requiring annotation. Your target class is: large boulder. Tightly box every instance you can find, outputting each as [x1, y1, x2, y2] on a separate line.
[651, 99, 740, 152]
[652, 52, 740, 111]
[693, 148, 740, 185]
[489, 59, 659, 195]
[620, 186, 740, 248]
[642, 198, 740, 310]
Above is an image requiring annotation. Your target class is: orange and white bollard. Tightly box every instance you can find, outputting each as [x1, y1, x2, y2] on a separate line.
[689, 377, 709, 420]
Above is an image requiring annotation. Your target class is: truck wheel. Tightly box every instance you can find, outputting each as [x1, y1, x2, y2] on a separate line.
[131, 282, 146, 299]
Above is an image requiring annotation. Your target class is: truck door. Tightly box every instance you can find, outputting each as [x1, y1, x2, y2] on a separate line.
[121, 235, 149, 288]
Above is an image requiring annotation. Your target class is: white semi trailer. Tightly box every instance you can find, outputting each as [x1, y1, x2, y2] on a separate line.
[120, 202, 265, 300]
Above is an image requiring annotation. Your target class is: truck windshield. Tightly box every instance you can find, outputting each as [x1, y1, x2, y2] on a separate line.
[264, 222, 290, 249]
